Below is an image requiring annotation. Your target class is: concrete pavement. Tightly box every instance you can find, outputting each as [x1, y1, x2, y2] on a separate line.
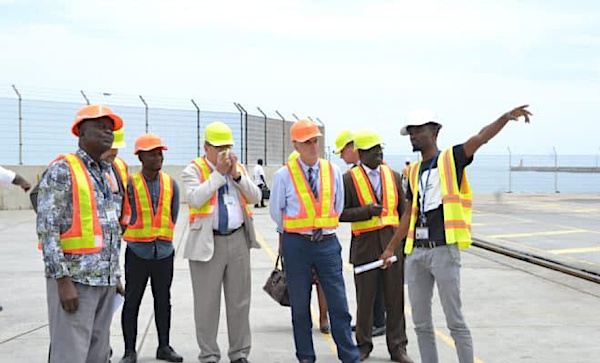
[1, 196, 600, 362]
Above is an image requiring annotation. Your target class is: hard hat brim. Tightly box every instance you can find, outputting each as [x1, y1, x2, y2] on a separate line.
[400, 122, 442, 136]
[134, 145, 168, 155]
[112, 140, 126, 149]
[206, 139, 234, 147]
[356, 141, 385, 151]
[292, 130, 322, 143]
[72, 114, 124, 137]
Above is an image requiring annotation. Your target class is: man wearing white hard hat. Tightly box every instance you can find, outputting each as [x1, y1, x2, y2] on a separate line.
[182, 121, 261, 363]
[381, 106, 532, 363]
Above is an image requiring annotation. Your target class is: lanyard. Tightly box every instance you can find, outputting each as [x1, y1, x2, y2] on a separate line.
[89, 164, 111, 200]
[418, 152, 440, 224]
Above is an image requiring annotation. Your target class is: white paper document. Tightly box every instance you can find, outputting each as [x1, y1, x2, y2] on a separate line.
[354, 256, 398, 275]
[112, 293, 125, 315]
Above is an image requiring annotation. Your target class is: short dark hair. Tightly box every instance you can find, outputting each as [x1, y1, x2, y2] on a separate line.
[257, 159, 263, 165]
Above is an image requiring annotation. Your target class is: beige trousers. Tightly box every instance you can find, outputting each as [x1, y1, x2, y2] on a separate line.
[189, 228, 252, 363]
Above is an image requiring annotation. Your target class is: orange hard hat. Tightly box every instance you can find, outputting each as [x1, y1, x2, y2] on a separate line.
[291, 119, 322, 142]
[134, 133, 168, 154]
[71, 104, 123, 136]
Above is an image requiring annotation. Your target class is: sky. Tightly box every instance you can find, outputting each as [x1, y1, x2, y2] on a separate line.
[1, 0, 600, 155]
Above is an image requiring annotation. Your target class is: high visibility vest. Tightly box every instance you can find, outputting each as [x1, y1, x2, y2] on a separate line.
[59, 154, 104, 254]
[404, 148, 473, 255]
[349, 164, 399, 236]
[188, 157, 253, 224]
[283, 158, 339, 232]
[122, 172, 175, 242]
[113, 157, 128, 189]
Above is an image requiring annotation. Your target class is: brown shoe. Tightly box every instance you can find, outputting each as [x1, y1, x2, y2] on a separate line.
[390, 351, 414, 363]
[359, 350, 370, 361]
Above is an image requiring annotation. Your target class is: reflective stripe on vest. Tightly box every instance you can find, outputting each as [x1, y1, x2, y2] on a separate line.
[122, 172, 175, 242]
[59, 154, 104, 254]
[283, 158, 339, 232]
[349, 164, 399, 235]
[404, 148, 473, 255]
[188, 157, 253, 224]
[113, 157, 128, 189]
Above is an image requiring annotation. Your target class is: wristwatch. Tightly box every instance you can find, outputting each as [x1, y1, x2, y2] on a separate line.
[233, 174, 242, 183]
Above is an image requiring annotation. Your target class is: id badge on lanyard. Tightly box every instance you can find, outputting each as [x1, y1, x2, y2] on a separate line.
[416, 153, 439, 240]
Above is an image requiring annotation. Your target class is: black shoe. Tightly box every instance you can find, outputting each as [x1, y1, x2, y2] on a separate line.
[119, 350, 137, 363]
[372, 325, 386, 337]
[351, 324, 356, 332]
[156, 346, 183, 362]
[231, 358, 250, 363]
[254, 204, 260, 208]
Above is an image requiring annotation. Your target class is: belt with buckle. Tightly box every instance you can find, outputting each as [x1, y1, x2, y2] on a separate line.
[213, 225, 244, 236]
[297, 233, 336, 243]
[413, 240, 446, 249]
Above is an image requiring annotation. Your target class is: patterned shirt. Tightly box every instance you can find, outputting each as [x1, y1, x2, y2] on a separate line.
[36, 149, 123, 286]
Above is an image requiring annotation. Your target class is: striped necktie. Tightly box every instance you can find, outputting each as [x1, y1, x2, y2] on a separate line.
[308, 167, 323, 242]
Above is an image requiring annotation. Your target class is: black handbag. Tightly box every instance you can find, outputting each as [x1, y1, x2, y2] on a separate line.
[263, 255, 290, 307]
[261, 184, 270, 200]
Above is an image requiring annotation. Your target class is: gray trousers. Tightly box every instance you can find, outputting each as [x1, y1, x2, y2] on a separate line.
[405, 244, 474, 363]
[189, 228, 252, 363]
[46, 278, 116, 363]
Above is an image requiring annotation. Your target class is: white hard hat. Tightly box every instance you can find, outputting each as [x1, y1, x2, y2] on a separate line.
[400, 109, 442, 136]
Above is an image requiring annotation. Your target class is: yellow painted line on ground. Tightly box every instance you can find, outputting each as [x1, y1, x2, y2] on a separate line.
[254, 230, 338, 355]
[486, 229, 587, 239]
[548, 246, 600, 255]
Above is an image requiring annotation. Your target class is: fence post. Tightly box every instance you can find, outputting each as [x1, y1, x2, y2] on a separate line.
[553, 146, 559, 193]
[236, 103, 248, 165]
[292, 113, 299, 121]
[257, 107, 267, 166]
[80, 90, 90, 105]
[191, 99, 200, 157]
[11, 85, 23, 165]
[507, 146, 512, 193]
[275, 111, 285, 165]
[139, 95, 148, 133]
[314, 117, 325, 160]
[234, 103, 244, 163]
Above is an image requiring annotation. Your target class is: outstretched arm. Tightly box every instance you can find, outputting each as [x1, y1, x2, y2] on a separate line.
[463, 105, 532, 159]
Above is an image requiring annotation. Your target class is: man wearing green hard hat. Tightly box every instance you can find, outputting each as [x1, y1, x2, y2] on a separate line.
[339, 131, 412, 363]
[333, 129, 359, 167]
[181, 121, 261, 363]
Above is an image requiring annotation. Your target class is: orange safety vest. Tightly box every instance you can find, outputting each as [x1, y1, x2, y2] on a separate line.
[404, 148, 473, 255]
[283, 158, 339, 232]
[349, 164, 399, 236]
[59, 154, 104, 254]
[122, 172, 175, 242]
[188, 157, 253, 224]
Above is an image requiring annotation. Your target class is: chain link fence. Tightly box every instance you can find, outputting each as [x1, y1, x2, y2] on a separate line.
[0, 85, 325, 167]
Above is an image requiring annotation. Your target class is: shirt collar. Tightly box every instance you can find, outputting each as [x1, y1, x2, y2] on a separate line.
[297, 157, 320, 174]
[76, 149, 110, 172]
[361, 163, 380, 175]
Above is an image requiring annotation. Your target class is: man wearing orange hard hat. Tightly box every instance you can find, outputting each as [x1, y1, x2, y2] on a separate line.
[181, 121, 261, 363]
[118, 133, 182, 363]
[36, 104, 126, 363]
[269, 119, 360, 363]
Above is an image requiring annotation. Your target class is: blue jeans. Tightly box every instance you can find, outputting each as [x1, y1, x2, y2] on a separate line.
[282, 232, 359, 363]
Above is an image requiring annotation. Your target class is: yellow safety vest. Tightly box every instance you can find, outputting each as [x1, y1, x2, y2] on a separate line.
[349, 164, 399, 235]
[405, 148, 473, 255]
[59, 154, 104, 254]
[283, 158, 339, 232]
[188, 157, 253, 224]
[113, 156, 128, 189]
[122, 172, 175, 242]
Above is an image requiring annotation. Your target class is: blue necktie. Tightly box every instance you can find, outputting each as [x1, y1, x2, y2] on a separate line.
[218, 185, 229, 234]
[308, 167, 323, 242]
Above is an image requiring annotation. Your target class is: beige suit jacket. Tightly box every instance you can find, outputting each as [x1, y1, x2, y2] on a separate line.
[181, 161, 262, 262]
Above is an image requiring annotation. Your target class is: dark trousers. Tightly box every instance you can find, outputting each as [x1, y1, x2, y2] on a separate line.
[121, 247, 174, 351]
[373, 275, 386, 328]
[354, 256, 407, 357]
[282, 232, 359, 363]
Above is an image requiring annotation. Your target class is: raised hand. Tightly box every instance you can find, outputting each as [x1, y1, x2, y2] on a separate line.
[504, 105, 532, 123]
